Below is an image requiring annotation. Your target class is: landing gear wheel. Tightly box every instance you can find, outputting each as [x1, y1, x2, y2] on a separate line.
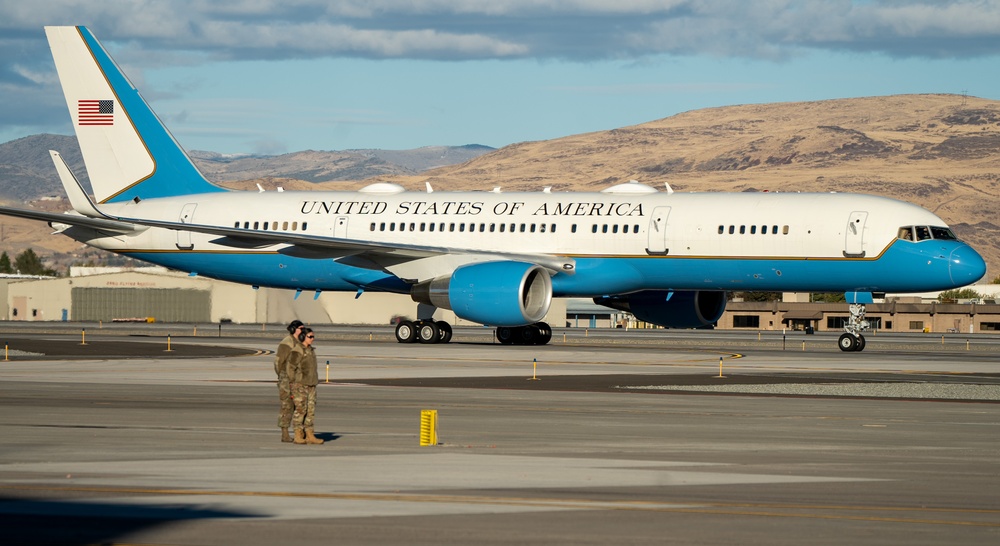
[838, 333, 858, 352]
[535, 322, 552, 345]
[417, 321, 440, 344]
[855, 334, 866, 352]
[518, 325, 537, 345]
[496, 326, 515, 345]
[395, 320, 417, 343]
[436, 321, 453, 343]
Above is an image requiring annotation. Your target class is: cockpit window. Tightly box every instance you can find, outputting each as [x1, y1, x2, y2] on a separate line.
[930, 226, 957, 240]
[915, 226, 932, 241]
[897, 227, 913, 241]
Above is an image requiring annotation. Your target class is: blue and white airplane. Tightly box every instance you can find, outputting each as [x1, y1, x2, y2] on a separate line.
[0, 26, 987, 351]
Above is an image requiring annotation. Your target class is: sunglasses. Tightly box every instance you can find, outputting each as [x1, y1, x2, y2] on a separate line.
[306, 335, 315, 339]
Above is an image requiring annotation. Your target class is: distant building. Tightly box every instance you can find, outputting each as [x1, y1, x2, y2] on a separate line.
[0, 267, 566, 326]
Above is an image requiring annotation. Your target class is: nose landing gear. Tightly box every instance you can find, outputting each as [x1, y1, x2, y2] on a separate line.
[839, 303, 870, 352]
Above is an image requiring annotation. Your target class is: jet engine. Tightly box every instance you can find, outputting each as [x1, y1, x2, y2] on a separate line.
[411, 261, 552, 326]
[596, 290, 726, 328]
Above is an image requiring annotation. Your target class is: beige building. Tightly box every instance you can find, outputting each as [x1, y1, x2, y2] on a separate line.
[0, 268, 566, 326]
[719, 300, 998, 334]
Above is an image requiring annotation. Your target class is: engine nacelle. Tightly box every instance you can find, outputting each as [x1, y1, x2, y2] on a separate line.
[596, 290, 726, 328]
[411, 261, 553, 326]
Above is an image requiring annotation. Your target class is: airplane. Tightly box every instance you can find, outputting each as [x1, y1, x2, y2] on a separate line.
[0, 26, 987, 352]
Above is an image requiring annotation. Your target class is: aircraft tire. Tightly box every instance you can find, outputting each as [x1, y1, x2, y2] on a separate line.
[496, 327, 515, 345]
[535, 322, 552, 345]
[436, 321, 453, 343]
[395, 321, 417, 343]
[855, 334, 866, 352]
[518, 326, 537, 345]
[838, 333, 858, 352]
[417, 321, 440, 344]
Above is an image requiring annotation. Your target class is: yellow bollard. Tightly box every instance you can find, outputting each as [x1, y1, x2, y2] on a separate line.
[325, 361, 330, 383]
[4, 343, 8, 361]
[369, 332, 373, 341]
[165, 334, 173, 352]
[967, 339, 970, 351]
[80, 329, 87, 346]
[941, 335, 945, 345]
[528, 358, 540, 381]
[193, 326, 197, 337]
[802, 341, 806, 351]
[563, 333, 566, 343]
[758, 331, 761, 341]
[419, 410, 438, 446]
[717, 356, 725, 378]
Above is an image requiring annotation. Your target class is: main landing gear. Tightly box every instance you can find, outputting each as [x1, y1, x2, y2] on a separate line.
[838, 303, 870, 352]
[395, 320, 453, 344]
[495, 322, 552, 345]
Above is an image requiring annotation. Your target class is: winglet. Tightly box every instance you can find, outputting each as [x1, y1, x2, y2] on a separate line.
[50, 150, 107, 219]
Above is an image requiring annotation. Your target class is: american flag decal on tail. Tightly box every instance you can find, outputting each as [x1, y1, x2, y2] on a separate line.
[78, 99, 114, 126]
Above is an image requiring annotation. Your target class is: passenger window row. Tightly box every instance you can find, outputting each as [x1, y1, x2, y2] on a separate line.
[369, 222, 644, 235]
[718, 225, 790, 235]
[233, 221, 309, 231]
[371, 222, 557, 233]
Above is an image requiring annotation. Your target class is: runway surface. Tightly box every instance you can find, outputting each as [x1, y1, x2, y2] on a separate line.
[0, 325, 998, 545]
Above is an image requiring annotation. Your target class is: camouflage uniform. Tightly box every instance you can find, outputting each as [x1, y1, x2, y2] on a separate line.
[287, 342, 319, 432]
[274, 334, 298, 429]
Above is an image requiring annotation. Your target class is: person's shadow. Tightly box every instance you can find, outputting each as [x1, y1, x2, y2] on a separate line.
[315, 432, 341, 442]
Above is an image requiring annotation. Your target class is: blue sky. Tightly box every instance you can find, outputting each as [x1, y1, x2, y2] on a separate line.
[2, 1, 1000, 154]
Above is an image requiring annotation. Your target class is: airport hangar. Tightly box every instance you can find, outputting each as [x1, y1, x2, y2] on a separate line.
[1, 267, 997, 334]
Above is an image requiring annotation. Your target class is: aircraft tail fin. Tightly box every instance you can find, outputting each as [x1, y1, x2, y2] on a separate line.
[45, 26, 225, 204]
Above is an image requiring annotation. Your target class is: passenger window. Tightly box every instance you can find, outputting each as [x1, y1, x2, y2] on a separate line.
[750, 225, 757, 235]
[283, 222, 288, 230]
[729, 226, 735, 234]
[897, 227, 914, 241]
[718, 225, 724, 234]
[292, 222, 298, 231]
[301, 222, 307, 231]
[234, 221, 239, 228]
[739, 225, 746, 234]
[782, 225, 789, 235]
[253, 221, 259, 230]
[572, 224, 577, 233]
[772, 226, 778, 235]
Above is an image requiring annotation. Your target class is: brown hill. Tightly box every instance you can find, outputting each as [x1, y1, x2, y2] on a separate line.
[369, 94, 1000, 281]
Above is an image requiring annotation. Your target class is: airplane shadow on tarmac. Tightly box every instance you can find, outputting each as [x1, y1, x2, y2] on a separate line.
[0, 496, 253, 545]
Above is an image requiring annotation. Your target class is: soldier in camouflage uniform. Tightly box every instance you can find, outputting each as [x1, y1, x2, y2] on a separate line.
[275, 320, 303, 443]
[288, 327, 323, 445]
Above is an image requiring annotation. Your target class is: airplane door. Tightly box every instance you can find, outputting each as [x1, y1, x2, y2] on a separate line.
[333, 216, 348, 238]
[844, 211, 868, 257]
[177, 203, 197, 250]
[646, 206, 671, 255]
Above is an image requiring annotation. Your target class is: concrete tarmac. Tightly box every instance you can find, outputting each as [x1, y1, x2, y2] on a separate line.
[0, 326, 998, 545]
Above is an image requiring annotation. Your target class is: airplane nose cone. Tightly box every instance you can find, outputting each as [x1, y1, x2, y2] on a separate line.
[950, 244, 987, 286]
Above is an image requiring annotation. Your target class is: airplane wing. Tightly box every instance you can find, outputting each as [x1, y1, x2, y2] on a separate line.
[110, 215, 577, 281]
[0, 205, 139, 233]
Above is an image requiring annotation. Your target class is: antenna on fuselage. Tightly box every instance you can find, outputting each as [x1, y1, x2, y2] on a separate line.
[426, 182, 434, 193]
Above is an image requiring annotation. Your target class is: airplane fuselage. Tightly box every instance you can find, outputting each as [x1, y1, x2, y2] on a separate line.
[60, 186, 982, 297]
